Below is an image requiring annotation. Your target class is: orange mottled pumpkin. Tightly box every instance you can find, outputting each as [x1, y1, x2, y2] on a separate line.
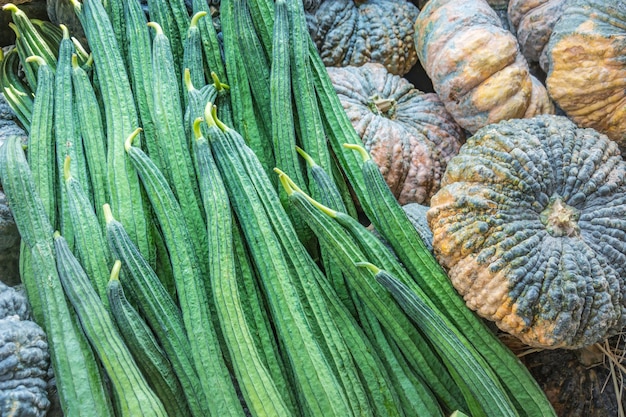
[414, 0, 554, 133]
[327, 62, 465, 205]
[545, 0, 626, 151]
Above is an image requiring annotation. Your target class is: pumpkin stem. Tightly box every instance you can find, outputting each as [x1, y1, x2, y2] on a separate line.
[368, 95, 397, 119]
[539, 196, 580, 238]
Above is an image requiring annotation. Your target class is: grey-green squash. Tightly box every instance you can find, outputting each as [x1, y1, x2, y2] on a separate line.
[306, 0, 421, 75]
[427, 115, 626, 349]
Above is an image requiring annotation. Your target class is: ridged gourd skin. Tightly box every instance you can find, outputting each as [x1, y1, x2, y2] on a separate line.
[327, 62, 465, 205]
[306, 0, 421, 75]
[427, 115, 626, 349]
[507, 0, 567, 72]
[414, 0, 554, 134]
[0, 282, 50, 417]
[545, 0, 626, 151]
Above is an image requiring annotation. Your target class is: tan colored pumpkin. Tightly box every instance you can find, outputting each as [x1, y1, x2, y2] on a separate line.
[507, 0, 567, 72]
[545, 0, 626, 151]
[414, 0, 554, 134]
[327, 62, 465, 205]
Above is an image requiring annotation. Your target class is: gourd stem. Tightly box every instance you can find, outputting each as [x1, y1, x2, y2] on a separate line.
[203, 102, 217, 128]
[184, 68, 194, 92]
[109, 260, 122, 282]
[295, 146, 318, 168]
[103, 203, 114, 224]
[355, 261, 380, 275]
[193, 117, 206, 138]
[147, 21, 163, 35]
[344, 143, 370, 162]
[275, 168, 338, 218]
[63, 155, 72, 181]
[210, 71, 229, 91]
[190, 11, 207, 27]
[25, 55, 46, 66]
[60, 24, 70, 39]
[124, 128, 143, 153]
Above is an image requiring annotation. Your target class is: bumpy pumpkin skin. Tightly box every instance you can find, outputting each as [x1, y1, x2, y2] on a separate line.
[507, 0, 567, 72]
[327, 63, 465, 205]
[414, 0, 554, 134]
[428, 115, 626, 349]
[306, 0, 420, 76]
[545, 0, 626, 150]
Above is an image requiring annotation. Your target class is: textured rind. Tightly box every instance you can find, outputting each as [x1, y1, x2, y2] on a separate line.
[414, 0, 554, 134]
[0, 281, 30, 321]
[507, 0, 567, 71]
[428, 115, 626, 349]
[306, 0, 420, 75]
[0, 316, 50, 417]
[545, 0, 626, 151]
[327, 62, 465, 205]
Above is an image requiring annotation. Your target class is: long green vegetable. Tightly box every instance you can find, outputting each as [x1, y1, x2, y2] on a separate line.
[0, 135, 114, 417]
[53, 232, 168, 417]
[125, 129, 245, 417]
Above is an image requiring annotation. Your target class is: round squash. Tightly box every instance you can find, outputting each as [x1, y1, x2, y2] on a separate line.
[544, 0, 626, 151]
[306, 0, 420, 75]
[414, 0, 554, 134]
[327, 62, 465, 205]
[507, 0, 567, 72]
[427, 115, 626, 349]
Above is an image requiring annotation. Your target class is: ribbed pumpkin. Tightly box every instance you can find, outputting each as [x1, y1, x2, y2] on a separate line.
[507, 0, 567, 72]
[306, 0, 421, 75]
[545, 0, 626, 151]
[414, 0, 555, 134]
[428, 115, 626, 349]
[327, 62, 465, 205]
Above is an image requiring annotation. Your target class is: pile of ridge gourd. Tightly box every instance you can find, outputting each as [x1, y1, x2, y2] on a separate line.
[0, 0, 625, 416]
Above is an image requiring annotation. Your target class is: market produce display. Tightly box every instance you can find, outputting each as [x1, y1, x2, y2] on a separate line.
[0, 0, 624, 415]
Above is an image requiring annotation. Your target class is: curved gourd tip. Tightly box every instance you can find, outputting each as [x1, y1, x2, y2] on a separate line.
[2, 4, 20, 14]
[295, 146, 317, 168]
[211, 104, 228, 132]
[355, 262, 380, 274]
[147, 21, 164, 35]
[124, 128, 143, 153]
[210, 71, 229, 91]
[193, 117, 205, 139]
[63, 155, 72, 181]
[25, 55, 46, 66]
[183, 68, 195, 91]
[203, 102, 216, 128]
[60, 24, 70, 39]
[53, 230, 62, 239]
[71, 53, 79, 68]
[7, 22, 18, 36]
[274, 168, 295, 196]
[275, 168, 338, 217]
[70, 0, 82, 11]
[343, 143, 370, 162]
[103, 204, 114, 224]
[190, 11, 207, 27]
[110, 260, 122, 282]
